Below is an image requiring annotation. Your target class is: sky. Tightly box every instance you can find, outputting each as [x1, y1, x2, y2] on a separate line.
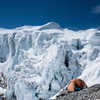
[0, 0, 100, 29]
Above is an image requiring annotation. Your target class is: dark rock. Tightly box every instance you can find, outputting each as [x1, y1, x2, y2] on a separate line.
[50, 84, 100, 100]
[0, 73, 7, 89]
[38, 98, 45, 100]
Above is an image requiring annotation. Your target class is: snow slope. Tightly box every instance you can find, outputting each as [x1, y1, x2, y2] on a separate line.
[0, 22, 100, 100]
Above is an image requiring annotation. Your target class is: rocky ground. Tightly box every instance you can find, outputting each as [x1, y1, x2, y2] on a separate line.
[50, 84, 100, 100]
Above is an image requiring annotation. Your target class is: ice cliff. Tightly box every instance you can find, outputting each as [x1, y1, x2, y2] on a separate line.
[0, 22, 100, 100]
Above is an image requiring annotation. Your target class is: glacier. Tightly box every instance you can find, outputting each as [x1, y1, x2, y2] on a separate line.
[0, 22, 100, 100]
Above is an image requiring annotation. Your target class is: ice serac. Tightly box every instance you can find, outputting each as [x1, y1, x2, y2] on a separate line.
[90, 32, 100, 46]
[0, 22, 100, 100]
[5, 29, 82, 100]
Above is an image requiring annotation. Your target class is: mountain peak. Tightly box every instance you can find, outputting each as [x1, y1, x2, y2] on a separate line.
[39, 22, 61, 30]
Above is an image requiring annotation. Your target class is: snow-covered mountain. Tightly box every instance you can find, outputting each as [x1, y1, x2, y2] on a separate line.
[0, 22, 100, 100]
